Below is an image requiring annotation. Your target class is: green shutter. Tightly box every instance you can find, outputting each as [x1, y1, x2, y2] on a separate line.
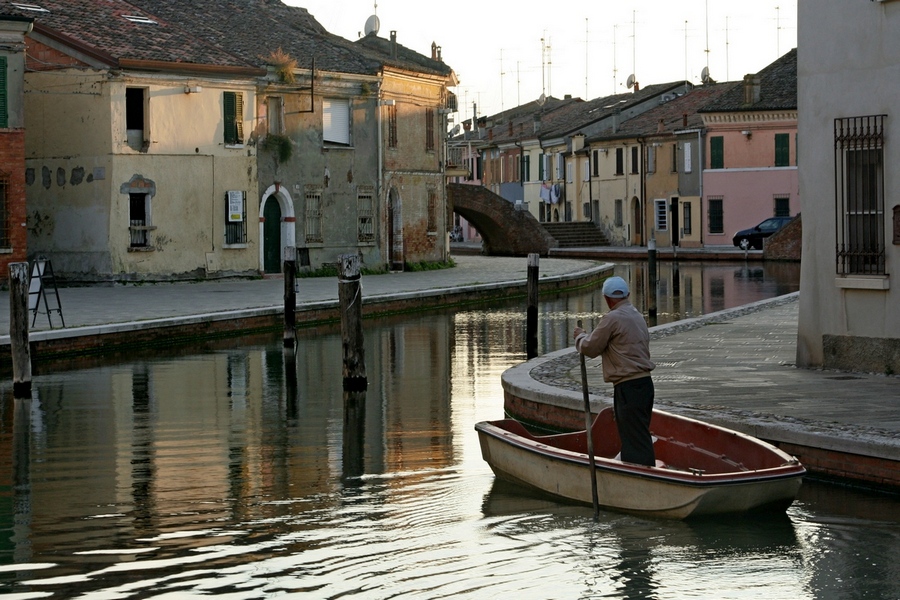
[224, 91, 243, 145]
[775, 133, 789, 167]
[0, 57, 8, 129]
[710, 136, 724, 169]
[538, 153, 544, 180]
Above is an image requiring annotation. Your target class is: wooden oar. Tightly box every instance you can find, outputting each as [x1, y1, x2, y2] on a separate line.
[577, 320, 600, 517]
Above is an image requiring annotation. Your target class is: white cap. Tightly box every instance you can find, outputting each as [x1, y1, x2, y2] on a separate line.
[602, 276, 629, 298]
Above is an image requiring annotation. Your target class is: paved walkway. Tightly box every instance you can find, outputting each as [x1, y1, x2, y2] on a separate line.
[3, 255, 898, 481]
[0, 255, 601, 334]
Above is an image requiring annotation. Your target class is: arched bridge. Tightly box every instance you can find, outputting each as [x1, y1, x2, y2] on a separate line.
[447, 183, 558, 256]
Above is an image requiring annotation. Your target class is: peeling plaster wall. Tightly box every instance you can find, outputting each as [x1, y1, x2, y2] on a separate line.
[24, 69, 260, 281]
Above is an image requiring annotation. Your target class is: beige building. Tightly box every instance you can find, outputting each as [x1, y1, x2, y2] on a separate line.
[16, 2, 263, 281]
[797, 1, 900, 374]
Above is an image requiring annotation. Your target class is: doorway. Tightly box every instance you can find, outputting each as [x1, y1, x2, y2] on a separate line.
[263, 199, 282, 273]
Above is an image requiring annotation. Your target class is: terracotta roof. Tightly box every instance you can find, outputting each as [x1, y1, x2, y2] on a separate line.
[587, 82, 741, 141]
[6, 0, 254, 69]
[535, 82, 695, 139]
[699, 48, 797, 112]
[127, 0, 382, 75]
[355, 32, 454, 79]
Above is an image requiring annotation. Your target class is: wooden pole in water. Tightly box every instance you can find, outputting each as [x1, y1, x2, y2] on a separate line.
[283, 246, 297, 348]
[577, 319, 600, 517]
[9, 263, 32, 398]
[338, 254, 367, 390]
[526, 253, 539, 359]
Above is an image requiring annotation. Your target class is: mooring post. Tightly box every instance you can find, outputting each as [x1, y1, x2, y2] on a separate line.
[647, 238, 658, 319]
[526, 253, 539, 359]
[338, 254, 367, 390]
[283, 246, 297, 348]
[9, 263, 32, 398]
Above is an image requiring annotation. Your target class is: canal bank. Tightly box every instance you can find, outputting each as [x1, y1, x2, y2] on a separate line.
[1, 255, 896, 491]
[502, 292, 900, 492]
[0, 256, 611, 364]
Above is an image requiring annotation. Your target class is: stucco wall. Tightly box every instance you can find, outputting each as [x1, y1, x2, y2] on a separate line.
[702, 168, 799, 246]
[796, 0, 900, 372]
[25, 70, 260, 280]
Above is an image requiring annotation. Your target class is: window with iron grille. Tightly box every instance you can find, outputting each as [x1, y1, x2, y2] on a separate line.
[225, 190, 247, 245]
[129, 193, 150, 247]
[654, 199, 667, 232]
[427, 186, 437, 233]
[357, 186, 374, 243]
[774, 196, 790, 217]
[615, 199, 623, 227]
[305, 186, 323, 243]
[683, 202, 692, 235]
[425, 108, 434, 151]
[0, 171, 9, 248]
[708, 196, 724, 234]
[835, 115, 886, 275]
[388, 104, 398, 148]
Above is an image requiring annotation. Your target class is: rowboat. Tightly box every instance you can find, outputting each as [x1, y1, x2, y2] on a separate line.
[475, 407, 805, 519]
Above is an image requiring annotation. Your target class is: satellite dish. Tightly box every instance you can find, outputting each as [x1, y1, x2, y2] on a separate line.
[626, 74, 636, 89]
[537, 93, 546, 106]
[364, 14, 380, 36]
[701, 66, 711, 84]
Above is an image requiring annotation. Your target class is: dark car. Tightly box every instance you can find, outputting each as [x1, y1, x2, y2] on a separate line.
[732, 216, 793, 249]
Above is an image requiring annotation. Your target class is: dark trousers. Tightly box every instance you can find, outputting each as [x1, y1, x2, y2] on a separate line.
[613, 376, 655, 466]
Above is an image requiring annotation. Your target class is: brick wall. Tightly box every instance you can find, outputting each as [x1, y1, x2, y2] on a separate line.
[0, 130, 28, 279]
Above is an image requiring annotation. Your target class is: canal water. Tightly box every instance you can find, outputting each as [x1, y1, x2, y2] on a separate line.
[1, 260, 898, 599]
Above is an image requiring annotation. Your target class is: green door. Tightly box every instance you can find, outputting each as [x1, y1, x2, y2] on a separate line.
[263, 199, 282, 274]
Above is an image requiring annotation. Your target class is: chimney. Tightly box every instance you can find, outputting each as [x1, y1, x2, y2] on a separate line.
[390, 30, 397, 59]
[657, 119, 664, 133]
[682, 113, 688, 127]
[533, 114, 541, 133]
[743, 74, 760, 104]
[633, 81, 640, 91]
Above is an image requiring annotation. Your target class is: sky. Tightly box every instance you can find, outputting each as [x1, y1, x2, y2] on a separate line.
[287, 1, 798, 121]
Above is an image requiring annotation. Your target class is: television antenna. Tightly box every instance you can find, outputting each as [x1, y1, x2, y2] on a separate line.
[363, 0, 379, 39]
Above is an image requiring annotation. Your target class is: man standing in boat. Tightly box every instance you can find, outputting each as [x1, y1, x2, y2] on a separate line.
[573, 276, 656, 467]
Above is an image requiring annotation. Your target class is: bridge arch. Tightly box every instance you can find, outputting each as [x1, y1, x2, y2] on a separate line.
[447, 183, 557, 256]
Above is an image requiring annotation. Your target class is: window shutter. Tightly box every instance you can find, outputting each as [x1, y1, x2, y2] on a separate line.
[683, 141, 692, 173]
[710, 136, 724, 169]
[775, 133, 789, 166]
[324, 98, 350, 145]
[224, 91, 243, 145]
[0, 57, 8, 129]
[538, 153, 545, 180]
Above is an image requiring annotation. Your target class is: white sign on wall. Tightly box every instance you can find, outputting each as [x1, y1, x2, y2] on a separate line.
[228, 190, 244, 222]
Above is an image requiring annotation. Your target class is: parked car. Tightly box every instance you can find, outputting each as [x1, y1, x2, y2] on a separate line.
[732, 216, 793, 249]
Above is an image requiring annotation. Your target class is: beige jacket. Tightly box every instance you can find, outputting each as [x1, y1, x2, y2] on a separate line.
[575, 300, 655, 384]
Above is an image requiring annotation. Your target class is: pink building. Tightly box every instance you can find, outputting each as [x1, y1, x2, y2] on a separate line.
[699, 50, 798, 247]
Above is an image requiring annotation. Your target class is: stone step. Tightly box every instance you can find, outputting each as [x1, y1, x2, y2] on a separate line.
[542, 222, 609, 247]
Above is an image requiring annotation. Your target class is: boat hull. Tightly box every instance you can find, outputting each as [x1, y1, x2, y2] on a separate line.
[475, 408, 805, 519]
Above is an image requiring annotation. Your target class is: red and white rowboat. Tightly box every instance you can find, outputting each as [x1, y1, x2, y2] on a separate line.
[475, 407, 805, 519]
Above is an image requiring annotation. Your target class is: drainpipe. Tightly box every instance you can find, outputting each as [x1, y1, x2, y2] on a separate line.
[639, 137, 646, 246]
[697, 129, 703, 246]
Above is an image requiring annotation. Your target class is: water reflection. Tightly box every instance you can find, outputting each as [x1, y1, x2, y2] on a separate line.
[0, 260, 896, 599]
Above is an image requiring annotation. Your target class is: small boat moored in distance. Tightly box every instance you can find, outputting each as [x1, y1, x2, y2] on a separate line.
[475, 407, 805, 519]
